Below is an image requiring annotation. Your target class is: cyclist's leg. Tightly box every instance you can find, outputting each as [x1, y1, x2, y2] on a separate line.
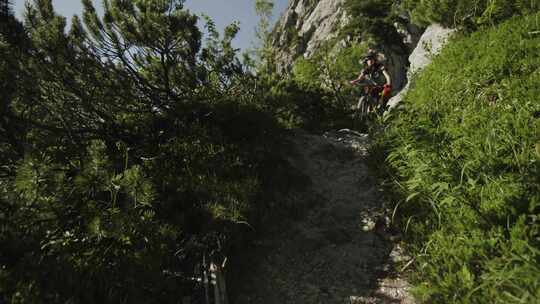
[367, 94, 378, 113]
[357, 95, 369, 117]
[377, 95, 390, 114]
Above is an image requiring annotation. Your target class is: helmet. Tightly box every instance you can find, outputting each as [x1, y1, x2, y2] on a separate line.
[362, 51, 377, 64]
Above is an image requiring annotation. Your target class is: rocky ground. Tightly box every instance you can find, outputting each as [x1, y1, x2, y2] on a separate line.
[232, 130, 414, 304]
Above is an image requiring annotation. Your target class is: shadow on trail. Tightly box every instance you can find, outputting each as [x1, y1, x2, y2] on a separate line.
[228, 130, 413, 304]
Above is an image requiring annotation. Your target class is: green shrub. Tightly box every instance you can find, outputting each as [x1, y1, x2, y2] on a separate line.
[342, 0, 405, 47]
[255, 73, 351, 131]
[281, 42, 370, 131]
[373, 13, 540, 303]
[403, 0, 540, 30]
[0, 1, 300, 302]
[292, 42, 368, 89]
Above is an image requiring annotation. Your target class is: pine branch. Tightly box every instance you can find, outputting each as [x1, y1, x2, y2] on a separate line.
[0, 0, 12, 18]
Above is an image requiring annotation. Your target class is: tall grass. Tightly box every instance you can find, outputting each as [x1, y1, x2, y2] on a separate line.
[403, 0, 540, 30]
[372, 13, 540, 303]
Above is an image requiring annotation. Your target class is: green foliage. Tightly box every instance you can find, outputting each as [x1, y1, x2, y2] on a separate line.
[293, 42, 367, 89]
[403, 0, 540, 30]
[4, 141, 180, 303]
[372, 13, 540, 303]
[255, 41, 365, 132]
[252, 0, 276, 73]
[343, 0, 405, 47]
[0, 0, 298, 302]
[257, 74, 352, 131]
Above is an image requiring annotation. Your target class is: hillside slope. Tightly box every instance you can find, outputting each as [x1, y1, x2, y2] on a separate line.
[373, 13, 540, 303]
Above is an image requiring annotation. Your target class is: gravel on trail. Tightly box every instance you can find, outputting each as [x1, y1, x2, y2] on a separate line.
[233, 129, 415, 304]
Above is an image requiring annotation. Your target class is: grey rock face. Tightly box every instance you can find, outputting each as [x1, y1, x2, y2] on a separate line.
[378, 45, 409, 94]
[394, 13, 424, 53]
[387, 24, 456, 109]
[408, 24, 456, 75]
[272, 0, 347, 73]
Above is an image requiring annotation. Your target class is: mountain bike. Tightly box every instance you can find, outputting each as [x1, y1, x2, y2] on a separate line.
[354, 84, 386, 120]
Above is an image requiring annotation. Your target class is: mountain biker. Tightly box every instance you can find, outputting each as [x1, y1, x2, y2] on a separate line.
[349, 50, 392, 112]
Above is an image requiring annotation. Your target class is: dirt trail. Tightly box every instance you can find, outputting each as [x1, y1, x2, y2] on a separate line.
[233, 130, 414, 304]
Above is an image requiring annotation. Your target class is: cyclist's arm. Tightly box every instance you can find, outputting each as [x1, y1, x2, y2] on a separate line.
[350, 70, 367, 84]
[382, 68, 391, 86]
[381, 68, 392, 98]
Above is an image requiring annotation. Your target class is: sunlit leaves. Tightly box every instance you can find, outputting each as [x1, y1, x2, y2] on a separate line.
[403, 0, 540, 30]
[373, 13, 540, 303]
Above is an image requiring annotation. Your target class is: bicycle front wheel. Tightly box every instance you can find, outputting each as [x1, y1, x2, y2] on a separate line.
[357, 96, 370, 118]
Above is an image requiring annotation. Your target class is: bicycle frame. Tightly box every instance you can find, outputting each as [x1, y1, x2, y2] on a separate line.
[353, 82, 384, 118]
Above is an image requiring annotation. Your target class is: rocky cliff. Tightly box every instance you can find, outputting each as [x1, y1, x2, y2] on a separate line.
[271, 0, 348, 72]
[270, 0, 424, 92]
[387, 24, 456, 109]
[271, 0, 459, 106]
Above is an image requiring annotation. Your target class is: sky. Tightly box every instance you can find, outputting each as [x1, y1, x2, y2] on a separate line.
[12, 0, 290, 52]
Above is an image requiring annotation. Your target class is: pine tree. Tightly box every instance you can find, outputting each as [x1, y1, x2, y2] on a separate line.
[0, 0, 11, 18]
[81, 0, 202, 111]
[254, 0, 276, 72]
[0, 1, 279, 303]
[0, 0, 12, 33]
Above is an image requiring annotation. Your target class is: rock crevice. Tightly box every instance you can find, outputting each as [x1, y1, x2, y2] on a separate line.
[388, 24, 456, 109]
